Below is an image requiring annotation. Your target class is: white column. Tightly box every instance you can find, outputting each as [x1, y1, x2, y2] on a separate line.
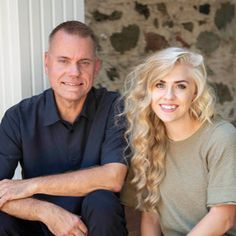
[0, 0, 22, 121]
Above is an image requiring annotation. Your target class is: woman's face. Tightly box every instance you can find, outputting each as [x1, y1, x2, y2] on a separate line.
[151, 63, 197, 127]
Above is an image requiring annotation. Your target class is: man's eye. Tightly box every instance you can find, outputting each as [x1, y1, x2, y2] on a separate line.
[79, 60, 91, 66]
[156, 83, 165, 89]
[177, 84, 186, 89]
[58, 59, 68, 64]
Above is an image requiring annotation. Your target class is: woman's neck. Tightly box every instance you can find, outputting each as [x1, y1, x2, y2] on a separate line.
[165, 118, 202, 141]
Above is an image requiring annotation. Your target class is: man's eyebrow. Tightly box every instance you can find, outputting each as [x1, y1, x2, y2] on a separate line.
[57, 56, 69, 59]
[79, 58, 93, 61]
[55, 56, 94, 62]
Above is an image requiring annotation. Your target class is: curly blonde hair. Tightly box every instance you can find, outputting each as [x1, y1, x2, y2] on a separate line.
[122, 47, 216, 211]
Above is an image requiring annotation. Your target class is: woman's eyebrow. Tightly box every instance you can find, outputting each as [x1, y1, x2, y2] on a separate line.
[175, 80, 189, 84]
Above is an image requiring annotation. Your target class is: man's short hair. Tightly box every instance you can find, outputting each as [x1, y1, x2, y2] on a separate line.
[49, 20, 98, 54]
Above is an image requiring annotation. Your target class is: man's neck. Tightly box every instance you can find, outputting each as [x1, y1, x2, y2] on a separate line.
[55, 96, 87, 124]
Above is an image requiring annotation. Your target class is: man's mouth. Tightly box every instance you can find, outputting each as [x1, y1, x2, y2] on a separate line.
[62, 82, 84, 86]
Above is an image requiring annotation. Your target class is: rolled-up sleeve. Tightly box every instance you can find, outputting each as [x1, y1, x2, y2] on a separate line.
[100, 98, 128, 166]
[206, 124, 236, 206]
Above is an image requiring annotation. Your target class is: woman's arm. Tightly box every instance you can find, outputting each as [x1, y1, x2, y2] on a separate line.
[141, 211, 162, 236]
[187, 205, 236, 236]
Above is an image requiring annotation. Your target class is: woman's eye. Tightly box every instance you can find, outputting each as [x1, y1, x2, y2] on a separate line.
[156, 83, 165, 88]
[177, 84, 186, 89]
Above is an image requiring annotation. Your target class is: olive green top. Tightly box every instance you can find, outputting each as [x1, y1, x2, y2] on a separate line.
[121, 118, 236, 235]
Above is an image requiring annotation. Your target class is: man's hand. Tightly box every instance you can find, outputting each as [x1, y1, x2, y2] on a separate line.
[40, 204, 88, 236]
[0, 179, 36, 207]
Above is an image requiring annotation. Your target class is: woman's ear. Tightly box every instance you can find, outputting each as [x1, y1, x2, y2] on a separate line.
[193, 82, 198, 101]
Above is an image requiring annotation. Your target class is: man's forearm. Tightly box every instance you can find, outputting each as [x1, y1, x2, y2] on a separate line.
[33, 163, 127, 196]
[1, 197, 88, 236]
[1, 197, 49, 222]
[0, 163, 127, 205]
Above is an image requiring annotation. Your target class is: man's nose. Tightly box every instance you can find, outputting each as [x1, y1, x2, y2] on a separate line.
[68, 64, 81, 76]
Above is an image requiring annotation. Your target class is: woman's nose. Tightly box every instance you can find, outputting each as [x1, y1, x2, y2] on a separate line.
[164, 87, 175, 100]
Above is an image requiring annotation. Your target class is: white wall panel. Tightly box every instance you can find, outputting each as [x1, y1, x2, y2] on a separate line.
[0, 0, 22, 121]
[0, 0, 22, 179]
[64, 0, 74, 20]
[30, 0, 44, 95]
[18, 0, 32, 98]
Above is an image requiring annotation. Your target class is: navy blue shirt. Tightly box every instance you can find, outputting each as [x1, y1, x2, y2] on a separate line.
[0, 87, 126, 210]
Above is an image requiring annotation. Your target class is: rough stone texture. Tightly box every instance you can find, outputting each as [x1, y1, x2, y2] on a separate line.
[211, 82, 233, 104]
[93, 10, 122, 22]
[196, 31, 220, 53]
[110, 24, 140, 54]
[182, 22, 194, 32]
[106, 67, 120, 81]
[85, 0, 236, 122]
[145, 32, 169, 52]
[215, 2, 235, 30]
[199, 3, 211, 15]
[135, 2, 150, 19]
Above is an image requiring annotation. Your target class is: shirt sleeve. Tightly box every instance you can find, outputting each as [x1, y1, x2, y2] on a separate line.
[205, 122, 236, 207]
[0, 108, 22, 179]
[100, 97, 128, 166]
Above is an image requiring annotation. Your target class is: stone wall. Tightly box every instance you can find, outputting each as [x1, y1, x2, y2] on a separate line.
[85, 0, 236, 124]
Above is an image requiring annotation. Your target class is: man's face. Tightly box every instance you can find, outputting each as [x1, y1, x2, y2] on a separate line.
[45, 30, 101, 106]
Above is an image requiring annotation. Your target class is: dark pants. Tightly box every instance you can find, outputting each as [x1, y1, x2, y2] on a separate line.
[0, 190, 127, 236]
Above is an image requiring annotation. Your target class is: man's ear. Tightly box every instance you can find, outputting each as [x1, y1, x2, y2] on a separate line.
[44, 52, 49, 75]
[94, 58, 102, 77]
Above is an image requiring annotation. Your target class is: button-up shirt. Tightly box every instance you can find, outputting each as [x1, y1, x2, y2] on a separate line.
[0, 87, 126, 211]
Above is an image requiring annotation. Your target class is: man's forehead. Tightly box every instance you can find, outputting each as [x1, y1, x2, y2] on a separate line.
[50, 30, 91, 43]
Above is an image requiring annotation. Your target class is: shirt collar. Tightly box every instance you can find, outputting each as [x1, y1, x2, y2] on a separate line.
[75, 87, 96, 122]
[43, 88, 96, 126]
[43, 89, 61, 126]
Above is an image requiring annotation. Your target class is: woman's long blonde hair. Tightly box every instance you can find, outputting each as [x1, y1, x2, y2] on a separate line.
[122, 47, 216, 211]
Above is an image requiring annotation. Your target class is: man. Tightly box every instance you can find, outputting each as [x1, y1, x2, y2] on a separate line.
[0, 21, 128, 236]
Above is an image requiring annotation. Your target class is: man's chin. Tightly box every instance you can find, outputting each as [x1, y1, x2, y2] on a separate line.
[54, 91, 88, 104]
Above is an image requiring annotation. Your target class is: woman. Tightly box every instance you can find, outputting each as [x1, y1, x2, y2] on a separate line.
[121, 47, 236, 235]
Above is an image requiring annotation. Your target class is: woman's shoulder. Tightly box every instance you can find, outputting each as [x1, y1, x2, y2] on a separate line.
[207, 116, 236, 136]
[201, 116, 236, 148]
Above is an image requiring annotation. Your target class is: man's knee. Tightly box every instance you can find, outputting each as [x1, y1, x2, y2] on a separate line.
[82, 190, 123, 219]
[0, 212, 19, 235]
[81, 190, 127, 236]
[0, 212, 44, 236]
